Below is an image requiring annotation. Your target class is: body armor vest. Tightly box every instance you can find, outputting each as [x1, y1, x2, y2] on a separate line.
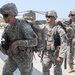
[45, 25, 61, 51]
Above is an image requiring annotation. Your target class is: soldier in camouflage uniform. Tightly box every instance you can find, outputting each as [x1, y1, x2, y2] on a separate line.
[38, 10, 67, 75]
[0, 3, 38, 75]
[67, 10, 75, 73]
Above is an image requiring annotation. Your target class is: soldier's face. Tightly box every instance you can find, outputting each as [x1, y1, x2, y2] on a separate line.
[2, 14, 10, 23]
[46, 16, 55, 23]
[70, 14, 75, 22]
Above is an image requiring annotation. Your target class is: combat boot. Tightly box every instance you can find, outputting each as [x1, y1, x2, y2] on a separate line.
[67, 64, 73, 73]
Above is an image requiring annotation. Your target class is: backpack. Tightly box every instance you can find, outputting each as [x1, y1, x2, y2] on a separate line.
[25, 21, 45, 52]
[56, 20, 74, 39]
[55, 21, 67, 33]
[54, 21, 69, 48]
[56, 19, 73, 32]
[54, 19, 74, 47]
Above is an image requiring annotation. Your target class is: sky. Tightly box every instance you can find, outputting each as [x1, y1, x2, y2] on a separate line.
[0, 0, 75, 20]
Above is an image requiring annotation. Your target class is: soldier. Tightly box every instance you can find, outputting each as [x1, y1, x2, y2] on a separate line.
[38, 10, 67, 75]
[0, 3, 38, 75]
[67, 9, 75, 73]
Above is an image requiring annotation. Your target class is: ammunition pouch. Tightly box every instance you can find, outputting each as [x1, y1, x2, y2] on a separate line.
[46, 41, 55, 51]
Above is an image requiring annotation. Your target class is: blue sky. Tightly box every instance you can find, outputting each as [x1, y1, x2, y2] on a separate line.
[0, 0, 74, 20]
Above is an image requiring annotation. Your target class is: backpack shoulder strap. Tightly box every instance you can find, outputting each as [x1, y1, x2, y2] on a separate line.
[53, 25, 61, 48]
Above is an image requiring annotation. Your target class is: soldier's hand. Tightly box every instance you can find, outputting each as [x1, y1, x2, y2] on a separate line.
[72, 38, 75, 45]
[37, 51, 42, 58]
[9, 41, 18, 51]
[56, 57, 63, 63]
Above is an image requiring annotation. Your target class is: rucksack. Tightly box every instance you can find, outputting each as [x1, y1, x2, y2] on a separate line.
[54, 21, 68, 48]
[54, 19, 73, 47]
[55, 19, 72, 33]
[55, 21, 67, 33]
[56, 20, 74, 39]
[25, 21, 45, 52]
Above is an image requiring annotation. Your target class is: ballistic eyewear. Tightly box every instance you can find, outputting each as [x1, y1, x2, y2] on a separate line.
[46, 16, 53, 18]
[3, 14, 9, 18]
[70, 14, 75, 16]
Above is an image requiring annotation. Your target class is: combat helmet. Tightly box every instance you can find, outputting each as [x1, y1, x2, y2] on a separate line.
[68, 9, 75, 17]
[0, 3, 18, 16]
[23, 10, 36, 21]
[45, 10, 58, 19]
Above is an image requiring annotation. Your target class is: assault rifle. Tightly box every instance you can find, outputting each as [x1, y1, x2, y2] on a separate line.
[1, 32, 11, 50]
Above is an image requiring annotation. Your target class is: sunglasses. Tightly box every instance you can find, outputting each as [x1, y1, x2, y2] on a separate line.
[70, 14, 75, 16]
[3, 14, 9, 18]
[46, 16, 53, 18]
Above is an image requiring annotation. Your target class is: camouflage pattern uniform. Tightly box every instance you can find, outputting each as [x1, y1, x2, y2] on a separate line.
[23, 12, 45, 52]
[42, 10, 67, 75]
[67, 10, 75, 72]
[0, 3, 38, 75]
